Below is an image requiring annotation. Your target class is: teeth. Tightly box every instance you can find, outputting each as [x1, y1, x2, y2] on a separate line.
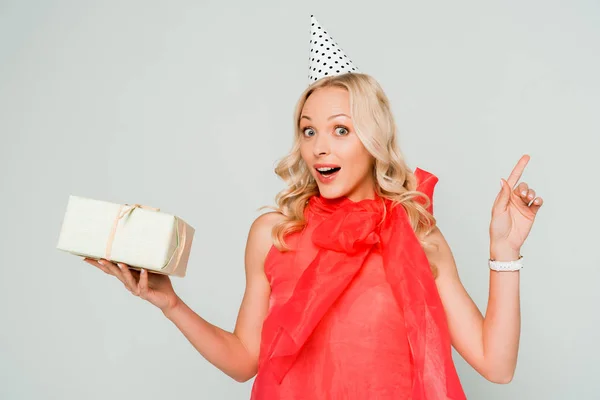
[317, 167, 337, 172]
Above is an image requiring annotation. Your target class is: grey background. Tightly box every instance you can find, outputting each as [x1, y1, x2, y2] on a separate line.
[1, 0, 598, 399]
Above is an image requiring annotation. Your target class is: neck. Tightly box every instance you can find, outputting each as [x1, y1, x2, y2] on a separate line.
[345, 183, 377, 203]
[318, 189, 378, 205]
[346, 191, 376, 203]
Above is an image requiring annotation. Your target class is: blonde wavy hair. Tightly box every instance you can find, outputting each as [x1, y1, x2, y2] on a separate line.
[262, 73, 440, 277]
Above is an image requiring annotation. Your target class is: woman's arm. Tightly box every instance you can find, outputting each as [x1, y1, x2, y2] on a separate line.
[162, 211, 284, 382]
[424, 226, 520, 384]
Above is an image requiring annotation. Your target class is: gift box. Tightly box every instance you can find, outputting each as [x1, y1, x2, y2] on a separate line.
[56, 195, 195, 277]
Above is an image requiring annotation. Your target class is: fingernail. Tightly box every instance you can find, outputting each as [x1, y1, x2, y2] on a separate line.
[500, 180, 503, 188]
[521, 191, 527, 196]
[117, 263, 123, 269]
[98, 259, 104, 265]
[141, 269, 145, 274]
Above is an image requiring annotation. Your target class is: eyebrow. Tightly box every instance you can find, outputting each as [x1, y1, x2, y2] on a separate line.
[300, 113, 350, 121]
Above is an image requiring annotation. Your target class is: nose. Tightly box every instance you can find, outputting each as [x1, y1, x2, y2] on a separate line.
[312, 132, 330, 157]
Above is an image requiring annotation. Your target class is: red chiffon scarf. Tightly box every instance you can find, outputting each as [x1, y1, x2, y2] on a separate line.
[262, 168, 466, 399]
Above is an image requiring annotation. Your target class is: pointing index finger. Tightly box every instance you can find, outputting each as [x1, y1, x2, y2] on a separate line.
[506, 154, 530, 188]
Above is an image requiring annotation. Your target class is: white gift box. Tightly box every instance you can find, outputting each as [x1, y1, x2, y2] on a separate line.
[56, 195, 195, 277]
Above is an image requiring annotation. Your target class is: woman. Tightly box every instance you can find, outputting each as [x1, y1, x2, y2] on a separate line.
[84, 72, 543, 399]
[84, 15, 544, 400]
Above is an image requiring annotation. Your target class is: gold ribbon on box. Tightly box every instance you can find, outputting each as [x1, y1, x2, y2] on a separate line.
[104, 203, 187, 273]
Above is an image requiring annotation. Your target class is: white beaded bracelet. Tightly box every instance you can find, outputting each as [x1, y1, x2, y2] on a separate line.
[488, 255, 523, 271]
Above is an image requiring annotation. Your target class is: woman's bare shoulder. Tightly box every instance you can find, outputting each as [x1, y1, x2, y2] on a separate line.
[252, 211, 286, 230]
[245, 211, 286, 270]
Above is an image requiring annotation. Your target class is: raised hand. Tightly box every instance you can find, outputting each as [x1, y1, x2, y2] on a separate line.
[83, 258, 180, 313]
[490, 154, 544, 254]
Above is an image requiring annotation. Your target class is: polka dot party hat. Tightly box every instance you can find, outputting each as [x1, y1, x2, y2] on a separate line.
[308, 14, 359, 84]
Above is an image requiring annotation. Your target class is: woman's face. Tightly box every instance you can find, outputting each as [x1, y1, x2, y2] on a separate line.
[299, 86, 375, 202]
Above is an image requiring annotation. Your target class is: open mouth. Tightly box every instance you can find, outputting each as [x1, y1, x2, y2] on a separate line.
[316, 167, 341, 176]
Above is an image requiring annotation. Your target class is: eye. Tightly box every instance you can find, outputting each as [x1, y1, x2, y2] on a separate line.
[334, 126, 349, 136]
[302, 127, 316, 137]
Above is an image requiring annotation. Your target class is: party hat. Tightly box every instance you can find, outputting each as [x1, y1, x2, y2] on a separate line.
[308, 15, 358, 84]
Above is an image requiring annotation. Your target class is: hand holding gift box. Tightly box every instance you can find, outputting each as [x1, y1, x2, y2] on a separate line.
[57, 195, 195, 278]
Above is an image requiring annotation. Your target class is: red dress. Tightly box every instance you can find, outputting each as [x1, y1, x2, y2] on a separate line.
[250, 168, 466, 399]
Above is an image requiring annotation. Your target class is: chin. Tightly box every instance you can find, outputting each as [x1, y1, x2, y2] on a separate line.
[316, 185, 347, 200]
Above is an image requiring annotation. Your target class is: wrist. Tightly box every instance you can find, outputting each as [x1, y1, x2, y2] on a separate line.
[162, 295, 182, 319]
[490, 244, 521, 261]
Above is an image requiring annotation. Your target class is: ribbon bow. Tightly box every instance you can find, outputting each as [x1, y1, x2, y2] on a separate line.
[105, 203, 160, 261]
[117, 203, 160, 219]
